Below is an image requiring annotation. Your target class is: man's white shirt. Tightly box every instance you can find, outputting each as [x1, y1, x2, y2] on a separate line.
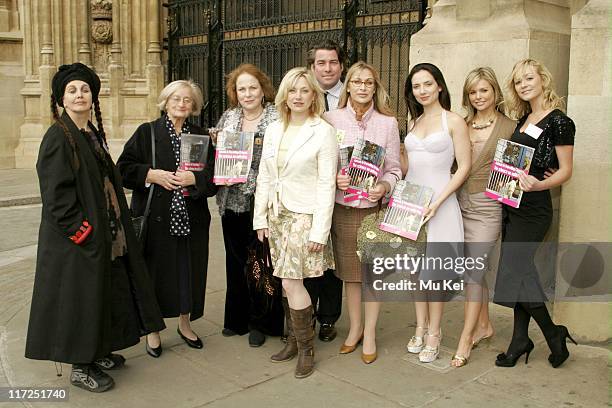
[324, 80, 343, 111]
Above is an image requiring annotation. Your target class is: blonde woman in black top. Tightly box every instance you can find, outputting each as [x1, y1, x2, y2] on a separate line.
[493, 59, 576, 368]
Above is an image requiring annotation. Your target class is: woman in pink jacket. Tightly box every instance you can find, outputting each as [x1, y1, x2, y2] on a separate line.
[325, 61, 402, 364]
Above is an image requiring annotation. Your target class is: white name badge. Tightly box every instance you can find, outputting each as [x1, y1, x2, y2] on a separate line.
[335, 129, 346, 145]
[525, 123, 543, 140]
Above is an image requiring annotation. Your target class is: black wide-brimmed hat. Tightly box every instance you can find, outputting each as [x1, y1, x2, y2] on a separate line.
[52, 62, 101, 107]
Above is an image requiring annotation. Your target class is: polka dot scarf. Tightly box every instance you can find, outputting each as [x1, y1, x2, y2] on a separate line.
[165, 114, 191, 236]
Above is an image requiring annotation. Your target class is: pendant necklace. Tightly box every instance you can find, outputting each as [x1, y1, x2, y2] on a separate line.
[471, 115, 495, 129]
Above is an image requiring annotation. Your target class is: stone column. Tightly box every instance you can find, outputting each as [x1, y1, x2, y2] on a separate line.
[108, 0, 124, 154]
[553, 0, 610, 342]
[15, 0, 55, 167]
[77, 0, 91, 65]
[0, 0, 23, 168]
[10, 0, 18, 31]
[409, 0, 571, 112]
[145, 0, 163, 119]
[39, 0, 55, 129]
[0, 0, 9, 31]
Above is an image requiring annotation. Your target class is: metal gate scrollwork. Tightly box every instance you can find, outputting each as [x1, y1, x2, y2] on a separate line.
[167, 0, 425, 134]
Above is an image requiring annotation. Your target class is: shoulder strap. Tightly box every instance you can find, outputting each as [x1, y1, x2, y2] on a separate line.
[149, 121, 156, 168]
[143, 122, 156, 217]
[441, 110, 449, 133]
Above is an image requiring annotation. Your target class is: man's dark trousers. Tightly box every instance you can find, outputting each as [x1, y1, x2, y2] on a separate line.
[304, 269, 342, 331]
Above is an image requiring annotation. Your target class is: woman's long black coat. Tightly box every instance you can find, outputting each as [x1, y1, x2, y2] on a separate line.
[25, 113, 165, 365]
[117, 118, 217, 321]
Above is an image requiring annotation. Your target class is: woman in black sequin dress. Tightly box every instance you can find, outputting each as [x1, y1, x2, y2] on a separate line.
[493, 59, 577, 368]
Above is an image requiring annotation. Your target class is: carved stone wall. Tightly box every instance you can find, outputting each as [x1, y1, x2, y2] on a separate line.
[555, 0, 610, 342]
[0, 0, 22, 169]
[13, 0, 166, 167]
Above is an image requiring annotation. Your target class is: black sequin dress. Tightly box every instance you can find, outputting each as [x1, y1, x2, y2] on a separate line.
[494, 109, 575, 308]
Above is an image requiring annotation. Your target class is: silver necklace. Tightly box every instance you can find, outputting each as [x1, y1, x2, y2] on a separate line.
[243, 110, 263, 121]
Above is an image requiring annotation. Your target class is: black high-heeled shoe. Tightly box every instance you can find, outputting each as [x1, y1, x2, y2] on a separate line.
[495, 338, 534, 367]
[145, 339, 162, 358]
[547, 325, 577, 368]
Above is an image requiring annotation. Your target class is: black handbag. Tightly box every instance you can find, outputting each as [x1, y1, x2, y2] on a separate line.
[245, 237, 280, 312]
[131, 122, 156, 243]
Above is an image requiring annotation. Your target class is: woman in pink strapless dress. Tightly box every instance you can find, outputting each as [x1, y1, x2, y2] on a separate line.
[402, 63, 471, 364]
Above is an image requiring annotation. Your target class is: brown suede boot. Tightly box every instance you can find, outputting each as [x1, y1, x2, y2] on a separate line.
[291, 305, 315, 379]
[270, 297, 298, 362]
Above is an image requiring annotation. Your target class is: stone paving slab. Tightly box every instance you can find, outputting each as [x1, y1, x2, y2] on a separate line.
[423, 380, 550, 408]
[0, 206, 40, 252]
[203, 370, 403, 408]
[0, 170, 40, 207]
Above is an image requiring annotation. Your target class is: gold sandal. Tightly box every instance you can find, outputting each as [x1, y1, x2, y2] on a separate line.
[451, 354, 469, 367]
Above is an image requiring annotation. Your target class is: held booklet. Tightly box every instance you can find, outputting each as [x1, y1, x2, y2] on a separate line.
[180, 133, 210, 171]
[344, 139, 385, 202]
[485, 139, 535, 208]
[379, 180, 434, 241]
[213, 130, 255, 184]
[339, 145, 360, 205]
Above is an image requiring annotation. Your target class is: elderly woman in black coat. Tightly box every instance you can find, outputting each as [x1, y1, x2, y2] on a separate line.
[117, 80, 217, 358]
[25, 63, 165, 393]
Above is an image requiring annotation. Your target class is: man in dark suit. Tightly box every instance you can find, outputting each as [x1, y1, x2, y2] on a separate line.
[303, 39, 346, 342]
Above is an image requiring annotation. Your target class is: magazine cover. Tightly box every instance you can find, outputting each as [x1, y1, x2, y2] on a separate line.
[379, 180, 434, 240]
[180, 133, 210, 171]
[213, 130, 255, 184]
[485, 139, 535, 208]
[338, 145, 360, 205]
[344, 139, 385, 202]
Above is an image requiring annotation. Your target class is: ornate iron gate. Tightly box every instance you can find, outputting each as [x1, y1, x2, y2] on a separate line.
[167, 0, 425, 134]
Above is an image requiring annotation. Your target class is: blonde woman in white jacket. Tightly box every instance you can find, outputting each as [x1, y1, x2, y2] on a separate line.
[253, 67, 338, 379]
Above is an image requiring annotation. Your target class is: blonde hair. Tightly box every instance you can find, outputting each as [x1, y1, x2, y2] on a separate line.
[157, 79, 204, 116]
[338, 61, 395, 117]
[275, 67, 324, 128]
[505, 59, 565, 120]
[462, 67, 505, 124]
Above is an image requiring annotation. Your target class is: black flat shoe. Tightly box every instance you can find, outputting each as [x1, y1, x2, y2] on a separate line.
[495, 339, 534, 367]
[248, 329, 266, 347]
[319, 323, 337, 342]
[177, 327, 203, 349]
[145, 340, 162, 358]
[222, 328, 238, 337]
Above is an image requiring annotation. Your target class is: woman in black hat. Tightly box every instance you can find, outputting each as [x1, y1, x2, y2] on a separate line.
[25, 62, 165, 393]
